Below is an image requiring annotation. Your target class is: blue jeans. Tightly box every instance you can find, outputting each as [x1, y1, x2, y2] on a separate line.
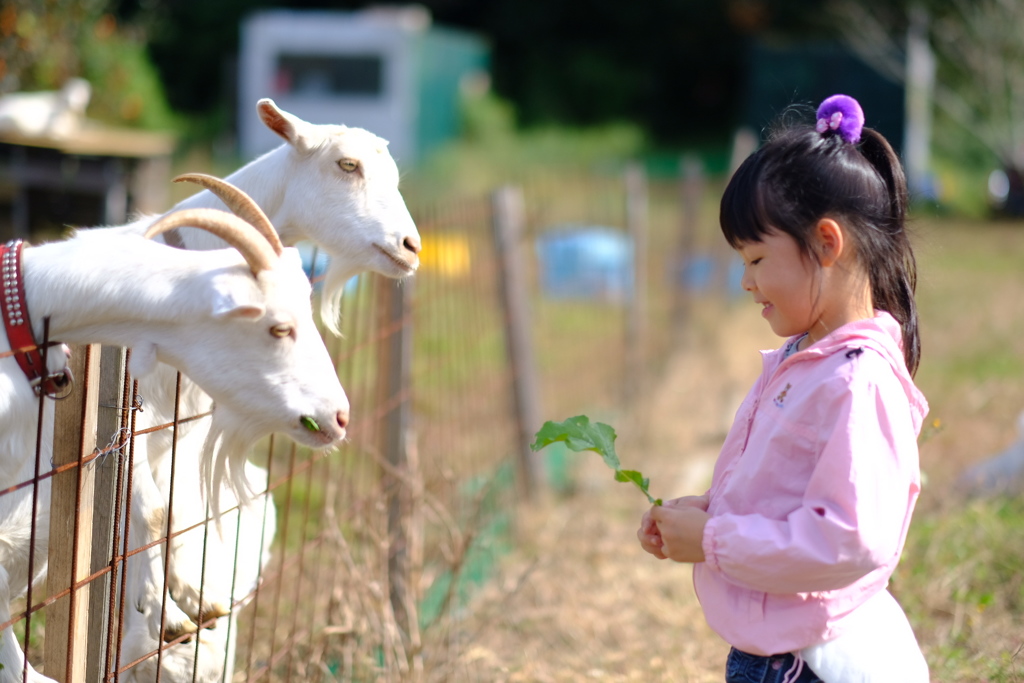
[725, 647, 823, 683]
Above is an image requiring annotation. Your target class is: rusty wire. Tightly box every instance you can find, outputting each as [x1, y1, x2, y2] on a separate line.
[3, 168, 698, 681]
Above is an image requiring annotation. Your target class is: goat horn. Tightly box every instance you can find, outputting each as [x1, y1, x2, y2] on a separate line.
[145, 209, 277, 275]
[173, 173, 285, 256]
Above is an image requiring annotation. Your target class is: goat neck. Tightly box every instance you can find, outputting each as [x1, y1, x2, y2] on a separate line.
[20, 234, 254, 350]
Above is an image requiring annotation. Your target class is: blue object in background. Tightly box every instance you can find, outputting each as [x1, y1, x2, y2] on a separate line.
[674, 252, 746, 298]
[295, 241, 359, 294]
[297, 241, 330, 282]
[536, 226, 634, 303]
[677, 254, 716, 291]
[727, 256, 746, 296]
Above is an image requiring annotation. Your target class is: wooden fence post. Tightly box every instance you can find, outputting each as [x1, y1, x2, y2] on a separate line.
[85, 346, 126, 681]
[491, 185, 541, 498]
[673, 154, 705, 335]
[624, 163, 649, 406]
[46, 343, 101, 682]
[378, 277, 420, 660]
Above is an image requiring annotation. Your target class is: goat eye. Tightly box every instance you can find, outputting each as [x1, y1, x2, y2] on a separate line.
[338, 158, 359, 173]
[270, 323, 293, 339]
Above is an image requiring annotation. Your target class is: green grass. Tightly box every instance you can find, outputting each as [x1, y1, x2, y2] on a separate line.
[945, 349, 1024, 383]
[897, 497, 1024, 682]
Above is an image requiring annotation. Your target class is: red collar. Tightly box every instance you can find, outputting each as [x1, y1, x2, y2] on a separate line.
[1, 240, 72, 398]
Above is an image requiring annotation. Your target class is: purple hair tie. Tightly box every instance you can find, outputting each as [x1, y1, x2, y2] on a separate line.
[815, 94, 864, 144]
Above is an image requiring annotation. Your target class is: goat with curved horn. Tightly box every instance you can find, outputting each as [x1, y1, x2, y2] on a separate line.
[97, 102, 421, 679]
[0, 204, 349, 682]
[172, 173, 285, 256]
[145, 208, 277, 275]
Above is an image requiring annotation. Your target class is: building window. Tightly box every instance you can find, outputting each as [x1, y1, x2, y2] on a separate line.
[274, 54, 384, 96]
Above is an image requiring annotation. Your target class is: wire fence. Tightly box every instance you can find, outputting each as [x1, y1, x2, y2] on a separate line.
[2, 160, 730, 681]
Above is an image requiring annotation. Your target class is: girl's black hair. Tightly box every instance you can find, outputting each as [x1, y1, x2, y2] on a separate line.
[720, 115, 920, 375]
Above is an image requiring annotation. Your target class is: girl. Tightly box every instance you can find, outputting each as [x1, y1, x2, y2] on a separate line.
[637, 95, 930, 683]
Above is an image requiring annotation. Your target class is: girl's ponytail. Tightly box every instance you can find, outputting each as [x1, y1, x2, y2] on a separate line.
[859, 128, 920, 376]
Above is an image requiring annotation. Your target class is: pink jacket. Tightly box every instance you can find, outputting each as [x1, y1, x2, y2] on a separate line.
[694, 311, 928, 656]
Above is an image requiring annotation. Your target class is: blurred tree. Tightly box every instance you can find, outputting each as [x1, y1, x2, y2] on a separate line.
[121, 0, 277, 119]
[1, 0, 105, 91]
[0, 0, 176, 130]
[128, 0, 836, 146]
[434, 0, 839, 144]
[830, 0, 1024, 188]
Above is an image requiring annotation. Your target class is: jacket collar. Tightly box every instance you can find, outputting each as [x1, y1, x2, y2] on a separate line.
[763, 311, 929, 430]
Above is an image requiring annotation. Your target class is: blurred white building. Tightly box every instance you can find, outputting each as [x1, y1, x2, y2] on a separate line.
[238, 6, 489, 167]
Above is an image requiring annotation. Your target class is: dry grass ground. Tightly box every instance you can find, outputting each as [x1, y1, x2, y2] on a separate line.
[428, 302, 774, 682]
[423, 217, 1024, 683]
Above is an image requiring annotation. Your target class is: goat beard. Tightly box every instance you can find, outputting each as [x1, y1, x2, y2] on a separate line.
[199, 414, 261, 528]
[319, 260, 351, 337]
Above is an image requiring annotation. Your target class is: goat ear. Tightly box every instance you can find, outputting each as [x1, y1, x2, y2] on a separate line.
[212, 285, 266, 320]
[129, 343, 159, 377]
[257, 98, 315, 154]
[218, 303, 266, 320]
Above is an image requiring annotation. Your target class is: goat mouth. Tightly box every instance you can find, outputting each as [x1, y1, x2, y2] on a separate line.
[299, 427, 344, 447]
[297, 416, 346, 446]
[373, 243, 418, 273]
[315, 430, 345, 446]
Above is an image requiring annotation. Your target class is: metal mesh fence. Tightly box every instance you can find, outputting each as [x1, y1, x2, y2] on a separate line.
[1, 161, 724, 681]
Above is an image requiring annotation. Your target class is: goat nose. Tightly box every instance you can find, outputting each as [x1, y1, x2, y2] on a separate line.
[403, 235, 422, 255]
[336, 409, 349, 431]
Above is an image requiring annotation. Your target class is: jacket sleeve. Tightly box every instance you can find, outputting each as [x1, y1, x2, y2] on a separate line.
[701, 370, 920, 594]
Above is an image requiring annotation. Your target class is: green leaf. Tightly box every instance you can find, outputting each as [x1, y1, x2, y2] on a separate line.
[531, 415, 620, 470]
[531, 415, 659, 505]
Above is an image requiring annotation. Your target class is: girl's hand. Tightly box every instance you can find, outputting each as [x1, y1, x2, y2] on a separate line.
[650, 505, 710, 563]
[638, 508, 667, 558]
[637, 493, 709, 559]
[662, 493, 710, 512]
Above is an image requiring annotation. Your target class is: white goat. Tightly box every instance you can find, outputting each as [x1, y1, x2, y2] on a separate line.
[0, 208, 348, 683]
[123, 97, 421, 332]
[118, 460, 273, 683]
[0, 78, 91, 139]
[111, 99, 420, 648]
